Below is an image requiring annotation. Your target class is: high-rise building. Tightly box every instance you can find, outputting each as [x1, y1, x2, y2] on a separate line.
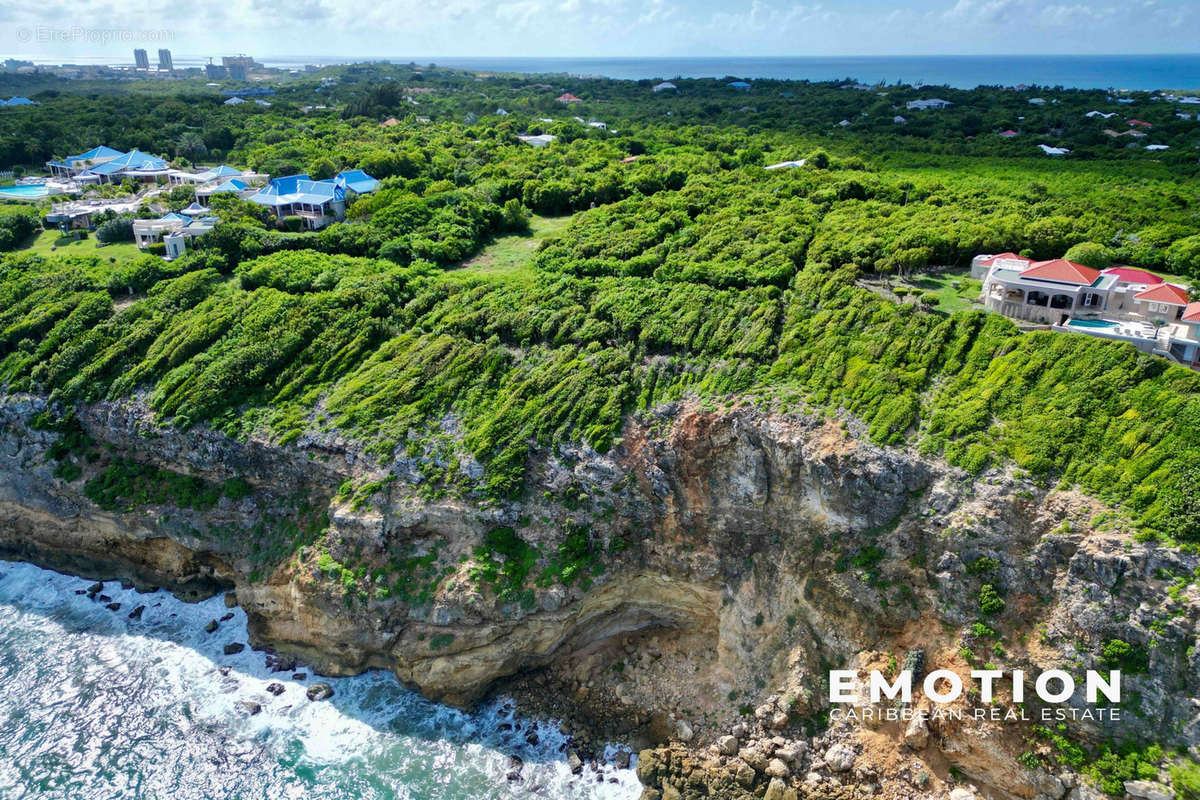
[157, 49, 173, 72]
[221, 55, 259, 81]
[133, 49, 149, 70]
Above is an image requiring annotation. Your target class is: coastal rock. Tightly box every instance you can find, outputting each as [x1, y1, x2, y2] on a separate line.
[306, 683, 334, 701]
[204, 620, 218, 633]
[236, 700, 262, 716]
[223, 643, 244, 655]
[266, 682, 285, 696]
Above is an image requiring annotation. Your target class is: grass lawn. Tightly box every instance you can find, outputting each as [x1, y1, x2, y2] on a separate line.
[447, 214, 574, 281]
[901, 269, 983, 314]
[16, 229, 143, 264]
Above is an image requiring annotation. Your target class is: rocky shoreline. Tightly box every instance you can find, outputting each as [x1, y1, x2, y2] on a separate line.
[1, 392, 1197, 800]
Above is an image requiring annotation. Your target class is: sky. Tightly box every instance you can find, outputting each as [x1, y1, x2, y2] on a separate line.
[1, 0, 1198, 64]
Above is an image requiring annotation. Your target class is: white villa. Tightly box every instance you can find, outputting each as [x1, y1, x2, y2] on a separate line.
[906, 98, 952, 110]
[517, 134, 557, 147]
[975, 253, 1200, 370]
[132, 211, 220, 258]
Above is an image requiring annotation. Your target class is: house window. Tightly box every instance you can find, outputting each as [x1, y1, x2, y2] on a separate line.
[1149, 302, 1168, 313]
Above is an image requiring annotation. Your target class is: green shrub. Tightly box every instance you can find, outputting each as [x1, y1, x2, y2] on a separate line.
[978, 584, 1005, 616]
[1100, 639, 1149, 674]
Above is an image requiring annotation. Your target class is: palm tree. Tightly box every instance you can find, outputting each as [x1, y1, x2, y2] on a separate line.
[176, 132, 207, 163]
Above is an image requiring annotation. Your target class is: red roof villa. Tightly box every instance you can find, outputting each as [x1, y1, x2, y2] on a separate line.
[977, 253, 1200, 370]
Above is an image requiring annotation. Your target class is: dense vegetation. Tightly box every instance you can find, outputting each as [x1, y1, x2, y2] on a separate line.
[2, 67, 1199, 545]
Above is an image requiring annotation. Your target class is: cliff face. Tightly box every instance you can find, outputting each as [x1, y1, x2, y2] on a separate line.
[1, 393, 1197, 800]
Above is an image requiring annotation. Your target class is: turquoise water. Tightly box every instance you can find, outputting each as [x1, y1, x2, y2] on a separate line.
[0, 561, 640, 799]
[1067, 319, 1119, 329]
[290, 55, 1200, 91]
[0, 184, 48, 199]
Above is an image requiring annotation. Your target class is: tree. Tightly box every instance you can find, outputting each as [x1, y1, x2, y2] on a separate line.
[309, 157, 337, 180]
[500, 198, 531, 234]
[95, 216, 134, 244]
[1064, 241, 1113, 270]
[176, 131, 208, 163]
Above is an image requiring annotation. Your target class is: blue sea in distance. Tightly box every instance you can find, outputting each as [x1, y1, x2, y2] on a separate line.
[0, 560, 640, 800]
[263, 54, 1200, 91]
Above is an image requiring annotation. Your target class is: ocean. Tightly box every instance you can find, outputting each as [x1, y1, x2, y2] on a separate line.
[273, 54, 1200, 91]
[6, 53, 1198, 91]
[0, 560, 640, 800]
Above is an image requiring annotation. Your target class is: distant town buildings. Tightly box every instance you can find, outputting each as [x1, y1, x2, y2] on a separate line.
[133, 49, 149, 70]
[222, 56, 261, 81]
[158, 49, 173, 72]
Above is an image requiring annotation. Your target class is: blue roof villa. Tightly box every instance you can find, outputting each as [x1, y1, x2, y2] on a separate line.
[46, 147, 170, 182]
[247, 170, 379, 230]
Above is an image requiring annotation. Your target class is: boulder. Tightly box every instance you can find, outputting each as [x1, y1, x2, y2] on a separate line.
[739, 747, 769, 771]
[824, 743, 856, 773]
[765, 758, 790, 778]
[236, 700, 261, 716]
[223, 592, 238, 608]
[127, 605, 144, 620]
[903, 713, 929, 749]
[764, 777, 799, 800]
[717, 735, 739, 756]
[204, 620, 218, 634]
[306, 682, 334, 701]
[768, 711, 789, 729]
[674, 719, 694, 742]
[567, 749, 583, 774]
[266, 682, 285, 696]
[775, 743, 805, 762]
[1122, 781, 1173, 800]
[223, 643, 245, 655]
[949, 789, 978, 800]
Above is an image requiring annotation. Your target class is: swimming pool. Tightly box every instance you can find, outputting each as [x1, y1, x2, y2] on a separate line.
[0, 184, 49, 200]
[1067, 319, 1119, 329]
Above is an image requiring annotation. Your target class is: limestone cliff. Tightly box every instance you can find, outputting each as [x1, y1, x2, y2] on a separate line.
[0, 393, 1196, 800]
